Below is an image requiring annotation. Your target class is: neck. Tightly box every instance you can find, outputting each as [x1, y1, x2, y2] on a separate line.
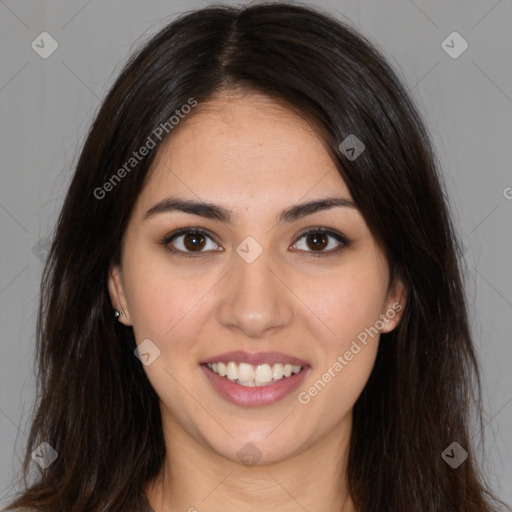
[144, 409, 356, 512]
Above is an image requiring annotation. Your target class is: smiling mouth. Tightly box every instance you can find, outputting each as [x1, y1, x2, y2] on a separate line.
[204, 361, 305, 387]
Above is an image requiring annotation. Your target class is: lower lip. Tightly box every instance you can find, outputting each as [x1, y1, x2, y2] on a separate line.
[201, 364, 310, 407]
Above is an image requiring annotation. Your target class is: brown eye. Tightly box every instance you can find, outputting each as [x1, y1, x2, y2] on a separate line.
[163, 229, 221, 257]
[291, 228, 349, 255]
[183, 232, 206, 251]
[305, 232, 329, 251]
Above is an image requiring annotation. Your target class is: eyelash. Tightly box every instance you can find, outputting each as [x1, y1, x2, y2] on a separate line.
[159, 227, 350, 259]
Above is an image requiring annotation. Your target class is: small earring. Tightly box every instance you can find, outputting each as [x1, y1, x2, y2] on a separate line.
[114, 309, 123, 319]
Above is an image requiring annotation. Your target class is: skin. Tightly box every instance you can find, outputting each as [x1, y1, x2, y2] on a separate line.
[108, 90, 406, 512]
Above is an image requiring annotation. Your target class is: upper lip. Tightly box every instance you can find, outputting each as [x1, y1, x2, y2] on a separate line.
[200, 351, 310, 367]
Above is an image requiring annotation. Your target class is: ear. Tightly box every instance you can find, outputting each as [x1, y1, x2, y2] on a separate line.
[379, 276, 407, 334]
[107, 263, 133, 326]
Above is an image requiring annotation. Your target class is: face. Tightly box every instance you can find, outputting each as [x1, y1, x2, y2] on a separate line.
[108, 91, 406, 465]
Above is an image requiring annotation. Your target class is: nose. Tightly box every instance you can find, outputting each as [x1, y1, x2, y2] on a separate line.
[216, 246, 294, 339]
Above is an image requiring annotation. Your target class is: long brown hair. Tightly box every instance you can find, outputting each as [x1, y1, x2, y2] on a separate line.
[4, 2, 508, 511]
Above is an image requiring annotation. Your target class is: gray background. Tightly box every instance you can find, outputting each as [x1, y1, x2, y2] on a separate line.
[1, 0, 511, 506]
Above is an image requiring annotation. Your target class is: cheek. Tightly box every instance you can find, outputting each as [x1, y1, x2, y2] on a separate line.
[296, 275, 385, 421]
[298, 345, 377, 430]
[122, 249, 215, 350]
[296, 260, 388, 349]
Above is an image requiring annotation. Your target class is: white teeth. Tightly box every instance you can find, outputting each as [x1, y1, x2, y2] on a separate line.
[226, 362, 238, 381]
[238, 380, 256, 387]
[255, 364, 273, 386]
[205, 361, 304, 386]
[217, 362, 227, 377]
[238, 362, 255, 382]
[272, 364, 284, 380]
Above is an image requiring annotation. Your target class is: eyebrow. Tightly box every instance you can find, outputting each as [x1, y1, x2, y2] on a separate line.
[143, 196, 357, 225]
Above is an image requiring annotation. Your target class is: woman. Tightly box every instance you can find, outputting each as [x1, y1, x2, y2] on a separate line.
[4, 2, 508, 511]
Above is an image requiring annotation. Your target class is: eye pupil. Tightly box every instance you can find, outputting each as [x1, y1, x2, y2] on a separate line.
[307, 233, 328, 251]
[184, 233, 205, 251]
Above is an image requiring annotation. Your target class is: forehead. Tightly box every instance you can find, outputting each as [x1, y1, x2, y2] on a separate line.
[136, 92, 351, 215]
